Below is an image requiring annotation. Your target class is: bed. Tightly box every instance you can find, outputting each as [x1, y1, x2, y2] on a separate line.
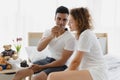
[105, 55, 120, 80]
[26, 32, 120, 80]
[96, 33, 120, 80]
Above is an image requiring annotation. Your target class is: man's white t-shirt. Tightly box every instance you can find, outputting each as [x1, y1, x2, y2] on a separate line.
[42, 29, 75, 60]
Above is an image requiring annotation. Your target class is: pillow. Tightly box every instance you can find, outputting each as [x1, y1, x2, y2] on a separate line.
[97, 37, 107, 55]
[25, 46, 50, 63]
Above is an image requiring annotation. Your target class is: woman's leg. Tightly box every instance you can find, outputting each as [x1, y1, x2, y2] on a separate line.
[32, 71, 47, 80]
[47, 70, 93, 80]
[12, 68, 34, 80]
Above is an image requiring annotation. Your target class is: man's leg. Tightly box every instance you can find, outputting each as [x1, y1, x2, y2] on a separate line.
[32, 71, 47, 80]
[12, 68, 34, 80]
[14, 57, 62, 80]
[32, 65, 67, 80]
[12, 57, 51, 80]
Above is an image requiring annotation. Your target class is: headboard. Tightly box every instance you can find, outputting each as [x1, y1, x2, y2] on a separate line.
[96, 33, 108, 55]
[28, 32, 43, 46]
[28, 32, 108, 55]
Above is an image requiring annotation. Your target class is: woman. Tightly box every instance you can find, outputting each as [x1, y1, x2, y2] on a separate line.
[47, 7, 108, 80]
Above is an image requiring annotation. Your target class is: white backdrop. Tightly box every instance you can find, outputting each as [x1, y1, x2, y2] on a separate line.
[0, 0, 120, 57]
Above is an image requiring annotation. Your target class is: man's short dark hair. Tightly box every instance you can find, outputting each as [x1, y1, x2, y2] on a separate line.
[55, 6, 69, 15]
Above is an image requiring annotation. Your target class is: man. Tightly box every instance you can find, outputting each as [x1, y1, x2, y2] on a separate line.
[12, 6, 75, 80]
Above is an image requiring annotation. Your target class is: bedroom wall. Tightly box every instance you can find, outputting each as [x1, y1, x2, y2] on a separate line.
[96, 0, 120, 56]
[0, 0, 120, 57]
[0, 0, 57, 51]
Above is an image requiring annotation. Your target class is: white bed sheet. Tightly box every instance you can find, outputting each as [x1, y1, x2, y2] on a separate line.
[105, 55, 120, 80]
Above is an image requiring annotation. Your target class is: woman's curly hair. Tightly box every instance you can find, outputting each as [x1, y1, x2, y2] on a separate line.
[70, 7, 93, 39]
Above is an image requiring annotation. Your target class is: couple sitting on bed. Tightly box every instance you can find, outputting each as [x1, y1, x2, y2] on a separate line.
[12, 6, 108, 80]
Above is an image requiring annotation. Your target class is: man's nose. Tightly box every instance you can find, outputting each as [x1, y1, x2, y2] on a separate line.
[60, 20, 64, 24]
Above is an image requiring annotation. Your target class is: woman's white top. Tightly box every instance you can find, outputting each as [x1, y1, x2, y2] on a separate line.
[77, 29, 108, 80]
[42, 29, 75, 60]
[77, 29, 104, 69]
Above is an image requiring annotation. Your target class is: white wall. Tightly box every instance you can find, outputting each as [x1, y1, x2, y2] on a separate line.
[0, 0, 57, 50]
[98, 0, 120, 56]
[0, 0, 120, 57]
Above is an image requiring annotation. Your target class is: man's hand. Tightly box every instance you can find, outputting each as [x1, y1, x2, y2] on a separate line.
[29, 64, 43, 72]
[51, 26, 61, 38]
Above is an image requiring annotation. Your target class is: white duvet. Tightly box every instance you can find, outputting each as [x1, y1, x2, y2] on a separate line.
[105, 55, 120, 80]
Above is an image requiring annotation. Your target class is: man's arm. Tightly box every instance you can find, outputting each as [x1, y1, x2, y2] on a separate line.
[42, 49, 73, 68]
[37, 36, 53, 51]
[37, 26, 60, 51]
[30, 49, 73, 72]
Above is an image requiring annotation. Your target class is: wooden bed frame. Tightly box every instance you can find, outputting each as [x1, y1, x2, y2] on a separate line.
[28, 32, 43, 46]
[96, 33, 108, 54]
[28, 32, 108, 55]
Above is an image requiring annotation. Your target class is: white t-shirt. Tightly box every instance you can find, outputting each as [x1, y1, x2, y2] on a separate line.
[77, 29, 105, 69]
[42, 29, 75, 60]
[77, 29, 109, 80]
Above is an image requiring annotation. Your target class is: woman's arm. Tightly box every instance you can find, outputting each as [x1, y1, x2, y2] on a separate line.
[67, 51, 84, 70]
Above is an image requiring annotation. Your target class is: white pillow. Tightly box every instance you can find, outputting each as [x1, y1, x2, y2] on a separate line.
[25, 46, 49, 63]
[97, 37, 107, 55]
